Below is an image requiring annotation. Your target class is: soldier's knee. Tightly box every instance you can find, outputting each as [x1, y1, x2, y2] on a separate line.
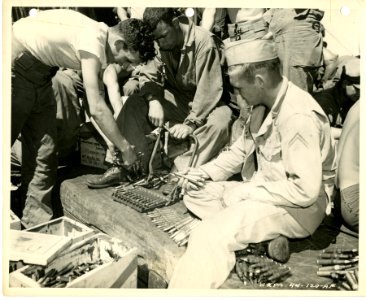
[189, 220, 219, 245]
[207, 106, 233, 133]
[124, 94, 146, 113]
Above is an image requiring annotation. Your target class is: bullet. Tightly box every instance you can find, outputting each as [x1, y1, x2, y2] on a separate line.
[44, 278, 59, 287]
[37, 268, 57, 285]
[163, 224, 177, 232]
[23, 265, 41, 276]
[317, 270, 350, 277]
[173, 217, 194, 230]
[341, 281, 352, 291]
[323, 248, 358, 255]
[256, 265, 270, 275]
[345, 271, 358, 290]
[243, 255, 263, 264]
[319, 253, 355, 259]
[318, 264, 356, 271]
[58, 263, 74, 276]
[172, 173, 205, 185]
[317, 258, 358, 265]
[52, 282, 67, 288]
[267, 267, 291, 282]
[177, 238, 189, 247]
[236, 261, 244, 280]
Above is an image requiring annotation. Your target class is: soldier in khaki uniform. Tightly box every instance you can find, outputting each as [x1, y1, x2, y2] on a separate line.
[169, 37, 337, 288]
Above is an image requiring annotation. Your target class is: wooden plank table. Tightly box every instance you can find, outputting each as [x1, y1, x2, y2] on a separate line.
[60, 174, 358, 290]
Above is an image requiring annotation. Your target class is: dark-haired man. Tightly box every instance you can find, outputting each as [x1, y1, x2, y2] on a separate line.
[169, 38, 337, 288]
[125, 7, 232, 172]
[12, 9, 155, 227]
[89, 7, 233, 188]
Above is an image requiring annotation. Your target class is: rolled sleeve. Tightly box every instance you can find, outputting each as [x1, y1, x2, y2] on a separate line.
[200, 133, 251, 181]
[139, 58, 164, 100]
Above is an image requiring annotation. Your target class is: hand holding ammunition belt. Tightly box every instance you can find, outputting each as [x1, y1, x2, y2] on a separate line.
[111, 128, 199, 212]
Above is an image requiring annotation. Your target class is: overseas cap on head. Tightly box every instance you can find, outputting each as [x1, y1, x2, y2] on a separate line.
[225, 38, 278, 67]
[344, 57, 360, 88]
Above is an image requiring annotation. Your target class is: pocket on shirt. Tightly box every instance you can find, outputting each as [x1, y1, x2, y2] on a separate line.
[259, 143, 282, 162]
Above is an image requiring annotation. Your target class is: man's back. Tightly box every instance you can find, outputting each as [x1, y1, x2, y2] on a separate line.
[12, 9, 108, 70]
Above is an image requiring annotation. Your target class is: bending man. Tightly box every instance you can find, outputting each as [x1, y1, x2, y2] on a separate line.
[12, 9, 155, 227]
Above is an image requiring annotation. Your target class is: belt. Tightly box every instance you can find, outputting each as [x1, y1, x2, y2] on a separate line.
[13, 51, 59, 85]
[227, 18, 268, 40]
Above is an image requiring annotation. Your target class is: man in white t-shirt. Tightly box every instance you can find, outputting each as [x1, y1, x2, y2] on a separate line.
[11, 9, 155, 227]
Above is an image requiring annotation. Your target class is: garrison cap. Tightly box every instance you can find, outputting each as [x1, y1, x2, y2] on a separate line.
[225, 38, 278, 67]
[343, 57, 360, 88]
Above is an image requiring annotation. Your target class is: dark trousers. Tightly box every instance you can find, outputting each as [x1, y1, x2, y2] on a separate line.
[12, 52, 58, 227]
[116, 94, 232, 172]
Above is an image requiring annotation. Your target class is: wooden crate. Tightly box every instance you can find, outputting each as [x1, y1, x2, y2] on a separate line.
[79, 124, 107, 170]
[9, 233, 138, 288]
[25, 216, 95, 244]
[10, 230, 72, 266]
[10, 210, 21, 230]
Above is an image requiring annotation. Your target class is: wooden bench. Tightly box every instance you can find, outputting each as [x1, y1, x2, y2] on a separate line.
[60, 173, 358, 289]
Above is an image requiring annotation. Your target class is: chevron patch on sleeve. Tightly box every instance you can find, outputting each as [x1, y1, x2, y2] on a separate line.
[288, 133, 309, 149]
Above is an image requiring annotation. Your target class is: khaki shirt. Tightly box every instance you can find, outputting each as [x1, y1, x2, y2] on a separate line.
[201, 77, 337, 234]
[139, 16, 223, 127]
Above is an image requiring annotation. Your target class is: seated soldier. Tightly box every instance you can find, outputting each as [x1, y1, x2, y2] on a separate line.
[313, 57, 360, 139]
[334, 100, 359, 233]
[88, 7, 233, 188]
[168, 37, 337, 288]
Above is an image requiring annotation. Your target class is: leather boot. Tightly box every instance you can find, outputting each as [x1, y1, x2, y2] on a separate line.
[267, 235, 290, 263]
[87, 166, 127, 189]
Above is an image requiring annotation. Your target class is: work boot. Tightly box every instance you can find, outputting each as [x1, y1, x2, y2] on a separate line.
[87, 166, 127, 189]
[267, 235, 290, 263]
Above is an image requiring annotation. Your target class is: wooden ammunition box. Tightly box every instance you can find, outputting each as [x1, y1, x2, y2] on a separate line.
[9, 233, 138, 288]
[79, 123, 107, 170]
[10, 210, 21, 230]
[10, 230, 72, 266]
[25, 216, 95, 244]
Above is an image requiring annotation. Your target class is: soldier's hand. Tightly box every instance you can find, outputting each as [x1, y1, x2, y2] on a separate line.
[148, 99, 164, 127]
[176, 168, 209, 192]
[169, 124, 194, 139]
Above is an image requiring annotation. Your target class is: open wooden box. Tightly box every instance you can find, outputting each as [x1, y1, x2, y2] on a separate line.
[9, 233, 138, 288]
[25, 216, 95, 244]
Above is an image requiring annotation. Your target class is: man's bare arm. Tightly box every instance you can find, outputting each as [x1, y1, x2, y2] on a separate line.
[80, 50, 137, 166]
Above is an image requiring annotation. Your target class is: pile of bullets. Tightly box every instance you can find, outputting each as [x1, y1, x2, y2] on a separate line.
[316, 248, 359, 291]
[21, 260, 104, 288]
[147, 207, 201, 246]
[235, 254, 291, 285]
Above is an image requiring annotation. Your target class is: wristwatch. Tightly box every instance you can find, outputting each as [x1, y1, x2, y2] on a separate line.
[183, 119, 197, 131]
